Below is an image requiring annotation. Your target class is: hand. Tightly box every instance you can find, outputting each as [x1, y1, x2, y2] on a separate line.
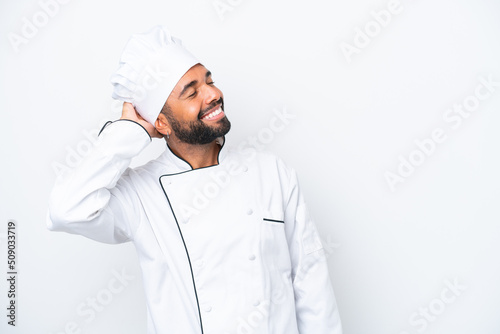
[120, 102, 163, 139]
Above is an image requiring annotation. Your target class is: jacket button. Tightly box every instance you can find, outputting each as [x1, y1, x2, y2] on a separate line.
[203, 305, 212, 312]
[246, 209, 253, 215]
[253, 300, 260, 307]
[248, 254, 256, 261]
[243, 166, 248, 172]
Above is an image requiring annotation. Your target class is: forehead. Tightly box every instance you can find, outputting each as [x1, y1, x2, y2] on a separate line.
[177, 63, 209, 84]
[167, 64, 210, 101]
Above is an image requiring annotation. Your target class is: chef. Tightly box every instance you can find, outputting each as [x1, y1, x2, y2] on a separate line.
[47, 25, 343, 334]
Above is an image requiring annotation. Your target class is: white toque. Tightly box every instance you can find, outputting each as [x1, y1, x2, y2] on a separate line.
[110, 25, 199, 125]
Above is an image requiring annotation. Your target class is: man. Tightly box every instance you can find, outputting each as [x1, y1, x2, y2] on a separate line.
[47, 25, 342, 334]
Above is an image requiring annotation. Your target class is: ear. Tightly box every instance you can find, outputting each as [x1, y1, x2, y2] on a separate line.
[155, 113, 171, 137]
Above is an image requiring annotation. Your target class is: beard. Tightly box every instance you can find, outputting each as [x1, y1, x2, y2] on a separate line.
[164, 99, 231, 145]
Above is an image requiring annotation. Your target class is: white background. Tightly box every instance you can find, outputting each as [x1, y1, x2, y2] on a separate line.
[1, 0, 499, 333]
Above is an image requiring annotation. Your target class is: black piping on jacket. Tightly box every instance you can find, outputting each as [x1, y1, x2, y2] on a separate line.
[157, 140, 225, 334]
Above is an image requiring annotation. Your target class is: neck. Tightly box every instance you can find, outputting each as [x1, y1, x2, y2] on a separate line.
[167, 138, 222, 169]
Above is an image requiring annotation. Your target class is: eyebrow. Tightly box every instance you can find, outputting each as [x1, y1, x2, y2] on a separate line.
[178, 70, 212, 98]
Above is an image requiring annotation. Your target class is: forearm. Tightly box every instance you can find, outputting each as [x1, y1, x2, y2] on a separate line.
[293, 249, 343, 333]
[282, 166, 343, 333]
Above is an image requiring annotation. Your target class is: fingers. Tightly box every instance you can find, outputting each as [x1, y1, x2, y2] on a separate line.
[120, 102, 163, 139]
[121, 102, 137, 120]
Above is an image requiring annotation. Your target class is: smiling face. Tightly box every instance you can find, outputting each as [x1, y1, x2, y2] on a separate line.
[156, 64, 231, 145]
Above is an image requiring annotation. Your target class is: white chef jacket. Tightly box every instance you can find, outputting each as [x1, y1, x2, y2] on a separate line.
[47, 120, 342, 334]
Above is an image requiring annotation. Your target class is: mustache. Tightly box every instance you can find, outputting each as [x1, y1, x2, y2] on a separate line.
[198, 98, 224, 119]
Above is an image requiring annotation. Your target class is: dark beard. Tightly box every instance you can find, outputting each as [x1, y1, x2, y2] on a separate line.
[170, 116, 231, 145]
[164, 101, 231, 145]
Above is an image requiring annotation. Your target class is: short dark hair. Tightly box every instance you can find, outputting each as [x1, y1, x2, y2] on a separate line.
[160, 101, 172, 116]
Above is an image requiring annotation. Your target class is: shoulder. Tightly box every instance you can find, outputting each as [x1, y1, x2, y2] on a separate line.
[123, 152, 169, 184]
[227, 147, 297, 181]
[256, 150, 294, 174]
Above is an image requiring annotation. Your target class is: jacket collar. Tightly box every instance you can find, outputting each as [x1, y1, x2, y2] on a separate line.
[158, 137, 227, 173]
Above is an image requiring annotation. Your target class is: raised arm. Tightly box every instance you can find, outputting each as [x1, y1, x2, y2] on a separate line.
[47, 103, 161, 243]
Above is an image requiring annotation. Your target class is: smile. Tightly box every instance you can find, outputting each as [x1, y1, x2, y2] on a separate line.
[200, 106, 224, 121]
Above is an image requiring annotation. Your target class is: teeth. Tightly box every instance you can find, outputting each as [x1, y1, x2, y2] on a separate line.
[204, 107, 222, 119]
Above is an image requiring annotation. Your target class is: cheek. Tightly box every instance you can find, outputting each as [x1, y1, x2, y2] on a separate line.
[177, 102, 202, 121]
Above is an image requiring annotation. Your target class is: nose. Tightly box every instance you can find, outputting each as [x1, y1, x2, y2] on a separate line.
[203, 83, 222, 105]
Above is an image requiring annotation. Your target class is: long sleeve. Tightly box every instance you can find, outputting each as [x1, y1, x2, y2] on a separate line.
[47, 120, 151, 244]
[283, 168, 343, 334]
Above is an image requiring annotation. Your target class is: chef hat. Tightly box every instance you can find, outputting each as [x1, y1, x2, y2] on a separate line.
[110, 25, 199, 125]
